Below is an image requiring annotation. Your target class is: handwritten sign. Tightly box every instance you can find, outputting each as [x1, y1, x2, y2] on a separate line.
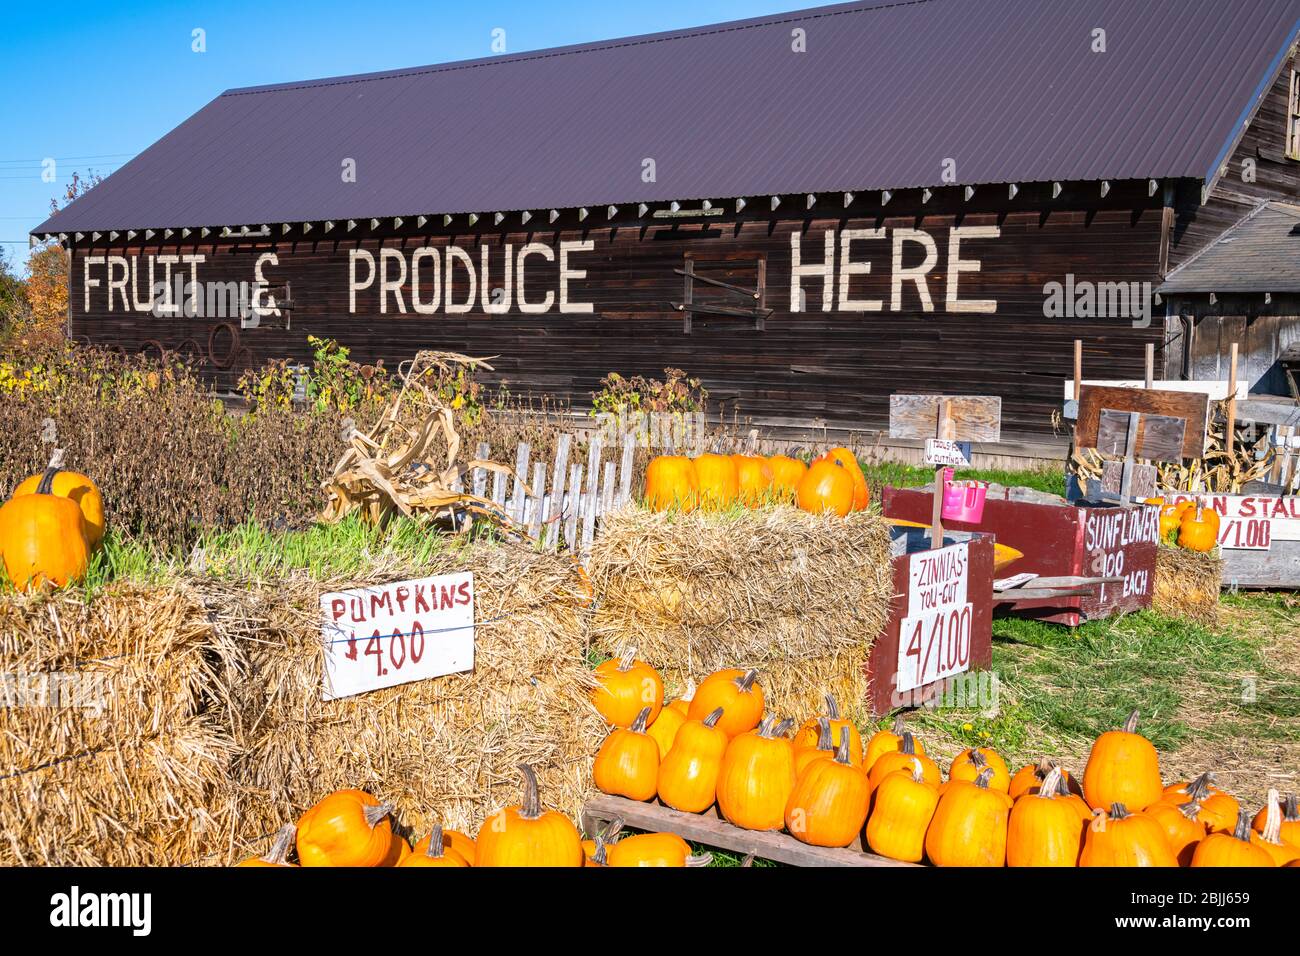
[319, 572, 474, 701]
[1166, 495, 1300, 552]
[1083, 504, 1159, 601]
[896, 543, 972, 693]
[924, 438, 972, 467]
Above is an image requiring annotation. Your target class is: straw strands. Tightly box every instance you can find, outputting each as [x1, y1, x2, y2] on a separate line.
[1152, 546, 1223, 627]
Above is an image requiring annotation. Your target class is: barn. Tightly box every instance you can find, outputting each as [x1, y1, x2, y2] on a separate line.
[31, 0, 1300, 462]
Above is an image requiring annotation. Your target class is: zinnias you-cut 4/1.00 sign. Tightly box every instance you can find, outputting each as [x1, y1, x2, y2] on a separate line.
[896, 543, 972, 693]
[319, 572, 474, 701]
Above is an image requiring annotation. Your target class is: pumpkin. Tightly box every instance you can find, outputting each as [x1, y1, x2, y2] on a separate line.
[667, 697, 690, 717]
[399, 825, 470, 867]
[793, 694, 863, 767]
[1190, 810, 1274, 867]
[592, 648, 664, 728]
[1006, 767, 1086, 867]
[1253, 792, 1300, 846]
[593, 706, 660, 801]
[1159, 772, 1238, 832]
[766, 455, 808, 498]
[476, 764, 584, 867]
[606, 830, 712, 867]
[864, 758, 940, 863]
[1144, 799, 1207, 866]
[812, 447, 870, 510]
[1157, 502, 1189, 540]
[1082, 709, 1162, 811]
[785, 721, 872, 847]
[692, 453, 739, 509]
[1177, 503, 1220, 552]
[413, 827, 476, 865]
[948, 746, 1011, 793]
[657, 707, 729, 813]
[236, 823, 299, 867]
[717, 716, 798, 831]
[1009, 757, 1081, 800]
[794, 717, 838, 777]
[731, 454, 774, 505]
[644, 455, 698, 512]
[795, 458, 855, 517]
[1254, 789, 1300, 866]
[863, 714, 923, 773]
[296, 789, 402, 867]
[0, 450, 90, 592]
[687, 668, 764, 738]
[645, 703, 687, 759]
[581, 818, 622, 866]
[13, 462, 105, 551]
[924, 767, 1010, 867]
[868, 732, 939, 789]
[1079, 803, 1178, 867]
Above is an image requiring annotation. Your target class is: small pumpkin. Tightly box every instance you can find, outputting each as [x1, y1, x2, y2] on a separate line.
[1006, 767, 1086, 867]
[868, 732, 940, 789]
[667, 697, 690, 717]
[793, 717, 837, 777]
[657, 707, 729, 813]
[1177, 503, 1220, 552]
[863, 714, 924, 773]
[236, 823, 299, 867]
[1009, 757, 1081, 801]
[731, 454, 774, 506]
[796, 458, 855, 517]
[1082, 709, 1163, 811]
[592, 648, 664, 728]
[1157, 502, 1189, 540]
[766, 455, 808, 498]
[475, 764, 585, 867]
[645, 703, 687, 759]
[948, 746, 1011, 793]
[812, 447, 870, 510]
[412, 827, 476, 865]
[0, 449, 90, 592]
[692, 453, 739, 509]
[593, 706, 660, 801]
[785, 721, 872, 847]
[399, 825, 470, 867]
[924, 767, 1010, 867]
[1254, 789, 1300, 866]
[644, 455, 698, 512]
[1079, 803, 1178, 867]
[1253, 792, 1300, 847]
[296, 789, 402, 867]
[1159, 772, 1238, 832]
[865, 758, 940, 863]
[1190, 810, 1274, 868]
[13, 460, 105, 551]
[1144, 799, 1207, 866]
[600, 821, 712, 867]
[717, 717, 798, 831]
[793, 694, 863, 767]
[687, 668, 764, 738]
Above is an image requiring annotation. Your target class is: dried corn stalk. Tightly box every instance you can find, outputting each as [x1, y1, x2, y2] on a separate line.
[320, 351, 528, 530]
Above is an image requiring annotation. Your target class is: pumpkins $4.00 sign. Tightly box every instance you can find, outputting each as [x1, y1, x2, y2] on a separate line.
[896, 543, 973, 693]
[319, 572, 474, 701]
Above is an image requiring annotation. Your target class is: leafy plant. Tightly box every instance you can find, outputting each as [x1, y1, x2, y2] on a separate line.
[590, 368, 707, 418]
[306, 336, 389, 413]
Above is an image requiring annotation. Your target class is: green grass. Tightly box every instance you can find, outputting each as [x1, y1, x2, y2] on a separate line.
[860, 460, 1067, 497]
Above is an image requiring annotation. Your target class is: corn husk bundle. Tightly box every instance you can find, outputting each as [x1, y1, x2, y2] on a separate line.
[321, 350, 525, 530]
[0, 586, 245, 866]
[586, 506, 895, 722]
[1152, 546, 1222, 627]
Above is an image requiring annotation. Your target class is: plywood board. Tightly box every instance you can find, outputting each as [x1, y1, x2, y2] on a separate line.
[889, 394, 1002, 442]
[1075, 385, 1208, 459]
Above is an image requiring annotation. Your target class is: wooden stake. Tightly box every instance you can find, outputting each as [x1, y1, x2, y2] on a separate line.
[1227, 341, 1239, 459]
[1144, 343, 1154, 390]
[1073, 340, 1083, 402]
[931, 398, 954, 549]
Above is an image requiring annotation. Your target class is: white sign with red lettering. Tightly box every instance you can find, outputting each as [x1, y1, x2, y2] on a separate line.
[1166, 495, 1300, 552]
[897, 543, 973, 693]
[319, 572, 474, 701]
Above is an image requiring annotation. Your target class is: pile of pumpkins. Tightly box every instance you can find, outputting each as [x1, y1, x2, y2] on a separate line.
[0, 449, 103, 592]
[592, 655, 1300, 867]
[644, 447, 870, 517]
[236, 763, 701, 868]
[1151, 496, 1219, 553]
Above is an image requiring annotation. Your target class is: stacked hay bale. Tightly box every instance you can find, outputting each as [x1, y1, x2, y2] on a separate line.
[0, 586, 244, 866]
[587, 506, 895, 722]
[1152, 546, 1223, 627]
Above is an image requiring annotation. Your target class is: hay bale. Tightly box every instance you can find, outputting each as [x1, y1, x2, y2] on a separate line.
[196, 542, 600, 858]
[0, 586, 244, 866]
[1153, 546, 1222, 627]
[586, 506, 895, 723]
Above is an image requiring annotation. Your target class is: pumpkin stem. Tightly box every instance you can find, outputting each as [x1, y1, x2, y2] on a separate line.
[1121, 709, 1140, 734]
[686, 853, 714, 867]
[1261, 789, 1284, 846]
[702, 707, 724, 729]
[967, 748, 987, 770]
[756, 715, 775, 737]
[424, 824, 446, 859]
[517, 764, 544, 820]
[772, 718, 795, 739]
[1284, 794, 1300, 823]
[973, 766, 994, 790]
[1055, 775, 1074, 798]
[1089, 808, 1110, 832]
[890, 714, 905, 736]
[834, 726, 853, 766]
[592, 834, 608, 866]
[909, 758, 925, 784]
[36, 448, 66, 496]
[1231, 809, 1253, 843]
[899, 731, 916, 756]
[1176, 799, 1202, 822]
[363, 801, 393, 829]
[734, 669, 759, 693]
[1184, 772, 1216, 802]
[1109, 802, 1131, 820]
[816, 716, 833, 752]
[617, 647, 637, 672]
[262, 823, 296, 865]
[630, 707, 651, 733]
[824, 694, 840, 720]
[1036, 765, 1063, 799]
[1035, 756, 1057, 779]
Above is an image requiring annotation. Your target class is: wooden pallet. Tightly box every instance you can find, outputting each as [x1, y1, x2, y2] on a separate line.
[580, 795, 918, 868]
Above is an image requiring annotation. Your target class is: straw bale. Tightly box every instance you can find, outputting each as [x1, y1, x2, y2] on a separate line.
[586, 506, 895, 722]
[1152, 546, 1222, 627]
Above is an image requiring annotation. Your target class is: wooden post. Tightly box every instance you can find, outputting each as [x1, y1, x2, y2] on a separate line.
[931, 398, 954, 549]
[1073, 340, 1083, 402]
[1144, 343, 1155, 390]
[1227, 341, 1239, 459]
[545, 434, 571, 551]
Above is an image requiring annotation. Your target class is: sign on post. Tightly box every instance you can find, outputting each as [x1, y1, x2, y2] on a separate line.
[320, 572, 475, 701]
[895, 542, 973, 693]
[924, 439, 972, 467]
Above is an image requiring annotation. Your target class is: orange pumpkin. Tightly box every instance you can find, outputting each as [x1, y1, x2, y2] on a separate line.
[667, 697, 690, 717]
[1080, 803, 1178, 867]
[1082, 709, 1163, 811]
[657, 707, 729, 813]
[475, 764, 585, 867]
[236, 824, 299, 867]
[1157, 502, 1189, 540]
[865, 758, 940, 863]
[412, 827, 476, 865]
[645, 703, 687, 759]
[948, 746, 1011, 793]
[605, 830, 712, 867]
[731, 454, 774, 506]
[1143, 799, 1206, 866]
[766, 455, 808, 498]
[1177, 503, 1220, 552]
[924, 767, 1010, 867]
[717, 717, 798, 831]
[296, 789, 402, 867]
[399, 825, 470, 867]
[792, 694, 863, 767]
[1190, 810, 1274, 867]
[1006, 767, 1086, 867]
[13, 463, 105, 551]
[687, 668, 764, 738]
[796, 459, 855, 517]
[813, 447, 870, 510]
[644, 455, 697, 512]
[869, 732, 940, 789]
[0, 450, 90, 592]
[1009, 757, 1081, 801]
[593, 706, 660, 801]
[592, 648, 664, 728]
[785, 722, 872, 847]
[692, 453, 739, 509]
[864, 714, 922, 773]
[793, 717, 838, 777]
[1253, 791, 1300, 847]
[1256, 790, 1300, 866]
[1159, 772, 1238, 832]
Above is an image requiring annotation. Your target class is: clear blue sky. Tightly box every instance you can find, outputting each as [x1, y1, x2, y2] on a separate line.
[0, 0, 799, 270]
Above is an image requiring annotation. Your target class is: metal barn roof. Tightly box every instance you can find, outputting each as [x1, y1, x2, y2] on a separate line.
[35, 0, 1300, 235]
[1159, 202, 1300, 294]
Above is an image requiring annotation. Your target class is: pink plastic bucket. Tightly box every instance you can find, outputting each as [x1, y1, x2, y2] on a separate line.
[942, 480, 988, 523]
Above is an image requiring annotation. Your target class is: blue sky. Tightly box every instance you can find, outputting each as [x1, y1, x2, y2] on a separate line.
[0, 0, 798, 270]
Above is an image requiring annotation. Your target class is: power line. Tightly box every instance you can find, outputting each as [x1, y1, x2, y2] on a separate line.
[0, 152, 134, 167]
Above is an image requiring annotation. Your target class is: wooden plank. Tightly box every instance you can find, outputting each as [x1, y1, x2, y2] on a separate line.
[1061, 379, 1246, 401]
[580, 795, 916, 868]
[472, 441, 490, 499]
[601, 461, 617, 518]
[1237, 399, 1300, 428]
[528, 462, 546, 540]
[490, 469, 506, 508]
[565, 463, 583, 550]
[889, 394, 1001, 442]
[1097, 410, 1186, 464]
[545, 434, 572, 551]
[510, 442, 530, 523]
[581, 441, 602, 556]
[618, 433, 636, 507]
[1076, 385, 1209, 459]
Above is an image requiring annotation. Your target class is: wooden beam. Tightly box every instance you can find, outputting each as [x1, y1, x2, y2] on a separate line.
[1227, 341, 1239, 458]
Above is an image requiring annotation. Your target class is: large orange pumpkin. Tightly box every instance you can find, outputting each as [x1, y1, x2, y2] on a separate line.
[1190, 810, 1273, 868]
[1006, 767, 1086, 867]
[1145, 799, 1207, 866]
[644, 455, 697, 512]
[399, 825, 470, 867]
[717, 717, 798, 831]
[13, 463, 105, 551]
[1080, 803, 1178, 867]
[605, 830, 712, 867]
[864, 758, 940, 863]
[0, 450, 90, 592]
[296, 789, 403, 867]
[792, 694, 863, 767]
[796, 459, 855, 517]
[593, 706, 660, 801]
[1082, 709, 1162, 811]
[784, 724, 872, 847]
[731, 454, 774, 506]
[687, 668, 764, 738]
[475, 764, 585, 867]
[766, 455, 808, 499]
[692, 453, 739, 509]
[1177, 504, 1220, 552]
[657, 707, 729, 813]
[924, 767, 1010, 867]
[813, 447, 870, 510]
[591, 648, 664, 728]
